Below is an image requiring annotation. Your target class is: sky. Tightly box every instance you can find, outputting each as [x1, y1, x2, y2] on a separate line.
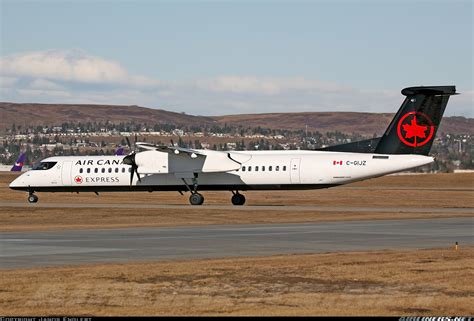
[0, 0, 472, 116]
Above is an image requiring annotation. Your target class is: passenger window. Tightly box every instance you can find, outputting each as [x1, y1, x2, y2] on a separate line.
[87, 168, 91, 173]
[101, 168, 105, 173]
[122, 167, 126, 173]
[283, 166, 287, 171]
[262, 166, 265, 171]
[128, 168, 132, 173]
[242, 166, 246, 172]
[269, 166, 272, 171]
[276, 166, 279, 171]
[255, 166, 259, 172]
[95, 168, 98, 173]
[115, 168, 119, 173]
[248, 166, 252, 172]
[79, 168, 83, 174]
[108, 168, 112, 173]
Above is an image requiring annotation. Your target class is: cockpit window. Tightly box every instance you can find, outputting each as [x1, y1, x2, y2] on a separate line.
[32, 161, 57, 170]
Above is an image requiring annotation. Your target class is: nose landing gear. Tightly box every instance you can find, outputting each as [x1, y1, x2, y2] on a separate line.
[28, 193, 38, 203]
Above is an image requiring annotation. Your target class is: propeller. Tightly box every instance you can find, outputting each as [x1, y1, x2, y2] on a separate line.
[123, 136, 141, 186]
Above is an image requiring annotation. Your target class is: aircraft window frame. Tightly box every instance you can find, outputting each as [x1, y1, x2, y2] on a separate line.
[32, 161, 57, 170]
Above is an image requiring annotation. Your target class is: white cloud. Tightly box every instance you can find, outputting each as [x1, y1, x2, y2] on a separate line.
[0, 49, 159, 88]
[29, 78, 65, 90]
[196, 76, 345, 95]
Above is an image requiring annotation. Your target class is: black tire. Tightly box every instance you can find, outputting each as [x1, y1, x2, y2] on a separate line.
[189, 193, 204, 205]
[231, 193, 246, 206]
[28, 195, 38, 203]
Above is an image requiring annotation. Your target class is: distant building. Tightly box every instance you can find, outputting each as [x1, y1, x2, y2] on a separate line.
[173, 129, 185, 136]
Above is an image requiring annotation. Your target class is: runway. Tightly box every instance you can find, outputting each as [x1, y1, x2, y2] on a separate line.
[1, 217, 472, 269]
[1, 200, 473, 213]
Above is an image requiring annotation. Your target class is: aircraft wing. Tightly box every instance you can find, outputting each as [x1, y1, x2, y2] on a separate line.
[133, 143, 250, 174]
[136, 142, 206, 157]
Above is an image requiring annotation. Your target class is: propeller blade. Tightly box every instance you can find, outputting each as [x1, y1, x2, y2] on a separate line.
[135, 167, 141, 183]
[122, 153, 134, 165]
[130, 166, 135, 186]
[123, 153, 137, 187]
[126, 137, 132, 149]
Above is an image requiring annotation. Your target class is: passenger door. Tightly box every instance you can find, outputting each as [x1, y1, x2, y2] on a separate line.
[290, 158, 301, 184]
[61, 161, 73, 185]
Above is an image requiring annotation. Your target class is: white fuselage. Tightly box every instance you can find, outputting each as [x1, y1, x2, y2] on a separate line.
[9, 150, 434, 192]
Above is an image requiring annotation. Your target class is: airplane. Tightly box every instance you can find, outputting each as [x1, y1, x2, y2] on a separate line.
[114, 147, 125, 156]
[10, 152, 26, 172]
[10, 86, 457, 205]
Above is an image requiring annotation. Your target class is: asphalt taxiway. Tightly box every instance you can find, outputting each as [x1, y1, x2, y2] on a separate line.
[1, 200, 473, 214]
[1, 217, 472, 269]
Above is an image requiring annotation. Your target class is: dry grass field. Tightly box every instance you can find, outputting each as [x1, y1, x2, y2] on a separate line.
[1, 247, 472, 316]
[1, 172, 473, 231]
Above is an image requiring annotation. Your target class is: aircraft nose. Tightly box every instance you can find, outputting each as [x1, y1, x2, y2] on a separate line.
[9, 174, 26, 190]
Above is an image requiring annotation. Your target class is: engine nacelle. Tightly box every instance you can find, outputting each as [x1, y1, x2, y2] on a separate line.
[135, 151, 169, 174]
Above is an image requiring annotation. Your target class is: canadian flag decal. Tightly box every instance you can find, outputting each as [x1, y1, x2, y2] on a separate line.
[333, 160, 343, 165]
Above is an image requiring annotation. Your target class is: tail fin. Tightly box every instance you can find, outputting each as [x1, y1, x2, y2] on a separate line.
[374, 85, 457, 155]
[114, 147, 125, 156]
[11, 152, 26, 171]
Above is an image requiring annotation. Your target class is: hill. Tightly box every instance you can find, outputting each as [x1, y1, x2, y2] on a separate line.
[0, 102, 217, 130]
[1, 102, 472, 136]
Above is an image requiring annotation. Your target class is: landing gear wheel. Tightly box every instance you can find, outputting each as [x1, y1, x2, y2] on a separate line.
[28, 194, 38, 203]
[189, 193, 204, 205]
[231, 193, 246, 206]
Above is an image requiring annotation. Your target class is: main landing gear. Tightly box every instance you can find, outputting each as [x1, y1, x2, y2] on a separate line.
[231, 191, 246, 206]
[182, 175, 205, 206]
[181, 175, 246, 206]
[28, 192, 38, 203]
[189, 192, 204, 205]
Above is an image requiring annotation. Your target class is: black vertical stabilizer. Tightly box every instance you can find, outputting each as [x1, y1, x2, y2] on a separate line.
[374, 86, 456, 155]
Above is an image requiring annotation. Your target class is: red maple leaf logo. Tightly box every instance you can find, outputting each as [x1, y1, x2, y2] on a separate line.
[74, 176, 83, 184]
[397, 112, 434, 147]
[402, 117, 428, 139]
